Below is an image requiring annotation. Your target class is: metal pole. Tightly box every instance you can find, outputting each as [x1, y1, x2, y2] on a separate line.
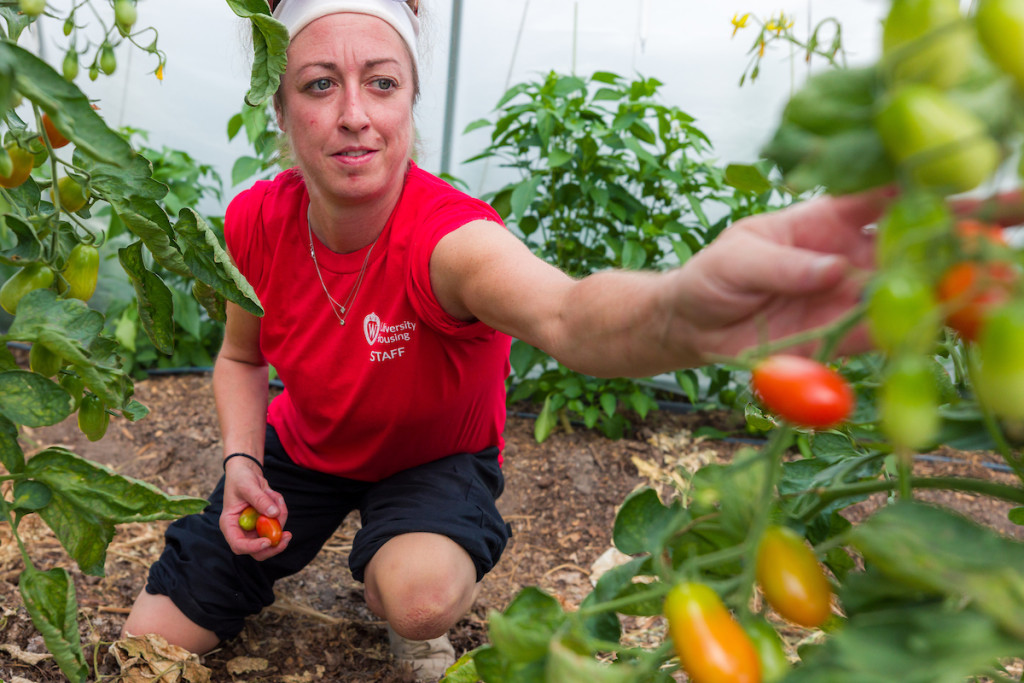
[440, 0, 464, 176]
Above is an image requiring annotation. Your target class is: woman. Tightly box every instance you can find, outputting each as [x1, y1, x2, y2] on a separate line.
[123, 0, 884, 679]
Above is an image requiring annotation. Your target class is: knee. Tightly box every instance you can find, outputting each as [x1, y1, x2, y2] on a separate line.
[375, 579, 477, 641]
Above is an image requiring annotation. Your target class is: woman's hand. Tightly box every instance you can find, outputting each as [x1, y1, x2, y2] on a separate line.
[218, 457, 291, 560]
[669, 189, 891, 362]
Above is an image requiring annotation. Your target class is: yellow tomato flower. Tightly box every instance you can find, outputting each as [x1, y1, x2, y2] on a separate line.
[731, 12, 751, 36]
[155, 63, 164, 81]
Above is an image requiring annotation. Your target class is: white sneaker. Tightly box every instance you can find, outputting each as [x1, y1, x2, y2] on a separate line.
[387, 624, 456, 682]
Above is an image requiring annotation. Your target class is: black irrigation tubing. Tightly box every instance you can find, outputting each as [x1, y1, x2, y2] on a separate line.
[3, 342, 1019, 475]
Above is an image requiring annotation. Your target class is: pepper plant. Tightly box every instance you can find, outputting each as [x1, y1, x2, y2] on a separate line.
[465, 70, 788, 441]
[0, 3, 264, 680]
[448, 2, 1024, 681]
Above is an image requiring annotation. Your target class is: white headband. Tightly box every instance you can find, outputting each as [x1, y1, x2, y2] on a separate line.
[273, 0, 420, 70]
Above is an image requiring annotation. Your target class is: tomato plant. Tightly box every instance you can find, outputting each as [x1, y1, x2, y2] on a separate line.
[238, 506, 259, 532]
[665, 582, 761, 683]
[255, 515, 283, 547]
[751, 355, 855, 429]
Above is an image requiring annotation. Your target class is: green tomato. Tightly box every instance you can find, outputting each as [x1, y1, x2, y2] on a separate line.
[61, 243, 99, 301]
[62, 49, 79, 81]
[18, 0, 46, 17]
[59, 372, 85, 411]
[744, 618, 790, 683]
[0, 263, 54, 315]
[974, 303, 1024, 419]
[29, 343, 62, 378]
[114, 0, 137, 34]
[99, 46, 117, 75]
[77, 393, 109, 442]
[976, 0, 1024, 88]
[875, 193, 953, 270]
[866, 270, 941, 355]
[876, 85, 1001, 193]
[882, 0, 973, 88]
[880, 355, 941, 452]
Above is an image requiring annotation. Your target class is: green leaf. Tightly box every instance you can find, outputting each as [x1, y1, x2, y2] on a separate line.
[613, 487, 684, 556]
[473, 644, 546, 683]
[231, 155, 264, 187]
[26, 448, 207, 576]
[724, 163, 772, 194]
[19, 567, 89, 683]
[0, 414, 25, 474]
[1009, 507, 1024, 526]
[0, 42, 133, 167]
[12, 480, 52, 511]
[174, 209, 263, 317]
[247, 16, 290, 108]
[545, 637, 641, 682]
[511, 176, 544, 220]
[118, 240, 175, 356]
[600, 392, 617, 418]
[534, 395, 557, 443]
[850, 501, 1024, 639]
[488, 587, 566, 664]
[0, 370, 72, 427]
[442, 651, 480, 683]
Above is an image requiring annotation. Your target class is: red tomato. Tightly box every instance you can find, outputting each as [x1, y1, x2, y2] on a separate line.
[41, 113, 70, 149]
[255, 515, 283, 547]
[750, 355, 855, 429]
[937, 261, 1016, 341]
[755, 526, 833, 628]
[665, 582, 762, 683]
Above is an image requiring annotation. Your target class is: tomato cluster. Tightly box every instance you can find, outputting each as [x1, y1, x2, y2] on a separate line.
[237, 506, 283, 547]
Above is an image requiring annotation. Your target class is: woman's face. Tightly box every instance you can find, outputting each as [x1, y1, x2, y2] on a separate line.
[277, 13, 416, 208]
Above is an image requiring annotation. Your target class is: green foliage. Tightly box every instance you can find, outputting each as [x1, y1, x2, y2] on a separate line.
[471, 70, 786, 440]
[0, 5, 242, 678]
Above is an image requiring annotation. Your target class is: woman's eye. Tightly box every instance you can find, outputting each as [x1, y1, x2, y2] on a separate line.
[309, 78, 332, 92]
[373, 78, 396, 91]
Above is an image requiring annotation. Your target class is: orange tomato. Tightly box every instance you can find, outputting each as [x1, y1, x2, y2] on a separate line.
[756, 526, 833, 628]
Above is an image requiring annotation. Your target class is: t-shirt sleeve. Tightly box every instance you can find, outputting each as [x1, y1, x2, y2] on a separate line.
[407, 194, 505, 339]
[224, 181, 271, 291]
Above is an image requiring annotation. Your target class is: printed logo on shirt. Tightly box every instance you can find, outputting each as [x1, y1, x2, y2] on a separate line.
[363, 312, 417, 362]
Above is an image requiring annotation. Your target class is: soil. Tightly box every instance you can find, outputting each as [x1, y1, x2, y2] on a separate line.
[1, 367, 1022, 683]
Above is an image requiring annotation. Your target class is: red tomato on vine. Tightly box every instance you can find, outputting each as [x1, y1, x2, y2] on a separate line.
[751, 355, 855, 429]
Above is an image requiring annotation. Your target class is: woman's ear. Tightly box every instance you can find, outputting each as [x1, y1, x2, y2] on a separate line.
[274, 95, 286, 133]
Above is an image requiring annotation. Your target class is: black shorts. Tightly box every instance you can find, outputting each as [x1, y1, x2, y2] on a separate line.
[145, 426, 510, 641]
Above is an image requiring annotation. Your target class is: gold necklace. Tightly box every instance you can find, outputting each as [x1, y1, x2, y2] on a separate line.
[307, 207, 379, 327]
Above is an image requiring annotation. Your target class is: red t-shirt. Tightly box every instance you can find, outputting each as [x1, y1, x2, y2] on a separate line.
[224, 163, 511, 481]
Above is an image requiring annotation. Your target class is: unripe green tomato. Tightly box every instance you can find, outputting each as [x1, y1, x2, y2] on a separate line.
[99, 46, 116, 75]
[59, 372, 85, 411]
[62, 49, 79, 81]
[19, 0, 46, 17]
[866, 270, 940, 355]
[976, 0, 1024, 89]
[874, 194, 952, 270]
[29, 343, 62, 378]
[882, 0, 973, 88]
[0, 144, 35, 189]
[0, 263, 54, 315]
[114, 0, 137, 34]
[0, 147, 12, 179]
[77, 393, 109, 442]
[875, 85, 1001, 193]
[974, 303, 1024, 419]
[879, 355, 941, 452]
[755, 526, 833, 629]
[665, 582, 762, 683]
[88, 64, 99, 81]
[51, 176, 90, 213]
[744, 619, 789, 683]
[62, 15, 73, 36]
[61, 243, 99, 301]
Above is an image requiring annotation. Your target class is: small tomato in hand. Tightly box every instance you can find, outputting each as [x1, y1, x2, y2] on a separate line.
[751, 355, 855, 430]
[756, 526, 833, 629]
[665, 582, 761, 683]
[256, 515, 283, 547]
[238, 506, 259, 532]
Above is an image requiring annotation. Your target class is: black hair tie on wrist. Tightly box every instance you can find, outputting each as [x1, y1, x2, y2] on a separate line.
[223, 452, 265, 474]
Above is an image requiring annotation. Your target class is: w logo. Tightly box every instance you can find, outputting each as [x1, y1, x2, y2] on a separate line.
[363, 313, 381, 345]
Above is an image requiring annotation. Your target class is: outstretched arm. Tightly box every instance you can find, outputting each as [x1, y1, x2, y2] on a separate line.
[430, 189, 890, 376]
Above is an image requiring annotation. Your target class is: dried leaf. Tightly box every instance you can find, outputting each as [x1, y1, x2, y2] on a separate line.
[0, 642, 53, 665]
[111, 633, 211, 683]
[226, 655, 269, 675]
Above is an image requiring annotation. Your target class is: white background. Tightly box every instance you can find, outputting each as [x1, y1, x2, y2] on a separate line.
[27, 1, 892, 214]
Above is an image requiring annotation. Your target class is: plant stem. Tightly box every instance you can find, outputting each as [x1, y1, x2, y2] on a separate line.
[798, 476, 1024, 520]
